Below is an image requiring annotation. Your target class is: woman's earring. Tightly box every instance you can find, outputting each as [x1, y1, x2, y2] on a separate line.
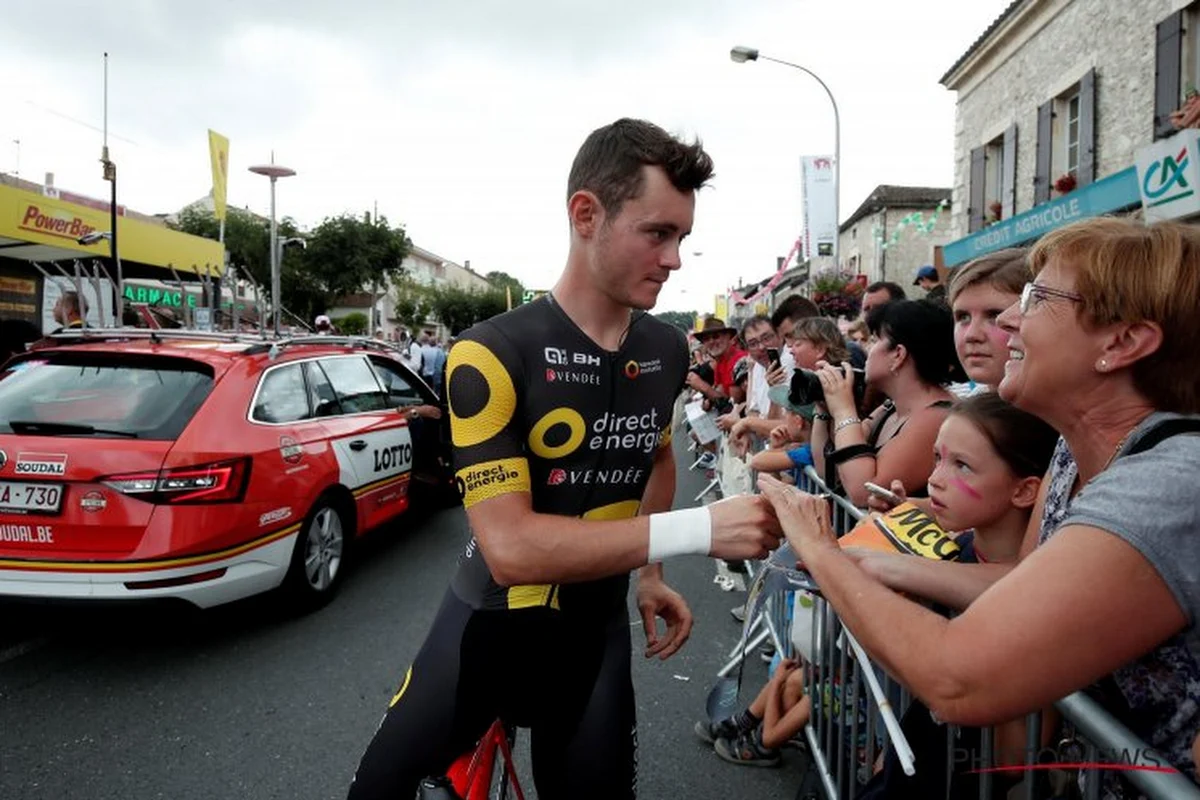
[1098, 359, 1108, 372]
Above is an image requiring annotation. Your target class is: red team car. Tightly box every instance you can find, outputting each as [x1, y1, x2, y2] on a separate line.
[0, 330, 452, 609]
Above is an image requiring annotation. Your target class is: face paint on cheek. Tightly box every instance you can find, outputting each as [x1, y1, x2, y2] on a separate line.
[987, 324, 1010, 350]
[951, 476, 983, 500]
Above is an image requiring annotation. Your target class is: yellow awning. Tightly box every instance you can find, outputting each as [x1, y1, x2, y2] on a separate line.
[0, 183, 223, 277]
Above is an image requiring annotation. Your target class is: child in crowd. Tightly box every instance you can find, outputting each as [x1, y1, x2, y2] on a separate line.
[835, 392, 1059, 798]
[694, 658, 811, 768]
[948, 247, 1028, 391]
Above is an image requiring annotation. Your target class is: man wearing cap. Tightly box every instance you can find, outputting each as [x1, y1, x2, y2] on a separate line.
[685, 317, 745, 412]
[913, 266, 947, 305]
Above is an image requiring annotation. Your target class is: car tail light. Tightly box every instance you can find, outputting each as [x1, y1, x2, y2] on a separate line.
[101, 458, 251, 504]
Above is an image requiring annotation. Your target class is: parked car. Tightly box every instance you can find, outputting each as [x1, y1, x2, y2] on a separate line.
[0, 331, 455, 609]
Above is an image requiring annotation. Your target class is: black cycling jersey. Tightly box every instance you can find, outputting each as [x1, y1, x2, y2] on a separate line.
[446, 294, 689, 615]
[347, 295, 690, 800]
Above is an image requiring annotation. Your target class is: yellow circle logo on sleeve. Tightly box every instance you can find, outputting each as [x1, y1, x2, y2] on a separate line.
[447, 341, 518, 448]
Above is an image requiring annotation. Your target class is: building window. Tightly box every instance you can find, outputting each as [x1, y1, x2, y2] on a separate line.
[1037, 70, 1095, 202]
[985, 135, 1005, 213]
[968, 124, 1016, 232]
[1052, 87, 1081, 180]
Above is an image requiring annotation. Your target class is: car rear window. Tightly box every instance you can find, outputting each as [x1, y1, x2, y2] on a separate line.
[0, 354, 215, 440]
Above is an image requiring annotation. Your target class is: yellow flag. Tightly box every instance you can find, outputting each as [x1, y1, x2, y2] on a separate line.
[208, 130, 230, 221]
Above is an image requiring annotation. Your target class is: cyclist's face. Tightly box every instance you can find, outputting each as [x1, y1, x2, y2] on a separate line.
[594, 166, 694, 310]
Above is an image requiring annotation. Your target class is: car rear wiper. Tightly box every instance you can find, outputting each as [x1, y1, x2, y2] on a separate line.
[8, 420, 140, 438]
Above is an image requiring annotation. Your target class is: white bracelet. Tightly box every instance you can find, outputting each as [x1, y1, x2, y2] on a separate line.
[648, 506, 713, 563]
[834, 417, 862, 434]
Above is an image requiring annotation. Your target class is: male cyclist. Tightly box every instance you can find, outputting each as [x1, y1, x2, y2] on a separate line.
[347, 118, 782, 800]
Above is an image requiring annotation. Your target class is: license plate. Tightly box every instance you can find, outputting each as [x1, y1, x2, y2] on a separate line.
[0, 481, 64, 514]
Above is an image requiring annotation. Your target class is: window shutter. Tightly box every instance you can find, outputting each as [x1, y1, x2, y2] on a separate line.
[1155, 11, 1184, 140]
[968, 146, 987, 233]
[1035, 101, 1053, 205]
[1078, 68, 1097, 186]
[1002, 123, 1018, 218]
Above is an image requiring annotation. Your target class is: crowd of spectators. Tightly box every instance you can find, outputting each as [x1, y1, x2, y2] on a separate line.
[681, 217, 1200, 798]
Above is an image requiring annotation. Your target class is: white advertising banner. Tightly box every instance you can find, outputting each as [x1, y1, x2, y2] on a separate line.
[801, 156, 836, 260]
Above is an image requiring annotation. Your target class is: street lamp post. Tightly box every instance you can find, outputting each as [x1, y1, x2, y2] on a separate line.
[248, 159, 296, 336]
[730, 45, 841, 265]
[100, 52, 123, 321]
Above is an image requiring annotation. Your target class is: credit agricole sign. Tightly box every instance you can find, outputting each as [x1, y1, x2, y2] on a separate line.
[1137, 128, 1200, 222]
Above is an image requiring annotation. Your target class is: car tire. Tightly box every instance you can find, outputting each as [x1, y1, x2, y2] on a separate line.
[283, 496, 349, 609]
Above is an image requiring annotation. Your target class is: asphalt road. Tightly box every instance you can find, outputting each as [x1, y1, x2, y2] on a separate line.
[0, 437, 809, 799]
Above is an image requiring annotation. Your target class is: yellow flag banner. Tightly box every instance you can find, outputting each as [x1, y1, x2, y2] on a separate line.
[208, 130, 230, 222]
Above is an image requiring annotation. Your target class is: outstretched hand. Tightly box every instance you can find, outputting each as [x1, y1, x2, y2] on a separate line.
[756, 473, 838, 564]
[637, 576, 693, 661]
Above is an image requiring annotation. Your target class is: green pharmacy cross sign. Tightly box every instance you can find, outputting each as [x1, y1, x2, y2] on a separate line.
[123, 284, 251, 311]
[124, 285, 201, 308]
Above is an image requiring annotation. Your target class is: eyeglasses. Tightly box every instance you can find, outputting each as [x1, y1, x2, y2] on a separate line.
[744, 334, 778, 349]
[1019, 282, 1083, 315]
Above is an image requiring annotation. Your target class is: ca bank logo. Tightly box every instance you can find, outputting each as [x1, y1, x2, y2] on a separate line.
[1143, 147, 1193, 208]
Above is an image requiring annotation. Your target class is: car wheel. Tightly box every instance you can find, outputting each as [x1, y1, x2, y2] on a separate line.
[284, 497, 348, 607]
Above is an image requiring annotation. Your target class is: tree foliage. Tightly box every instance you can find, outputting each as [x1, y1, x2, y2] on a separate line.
[484, 271, 525, 304]
[333, 312, 368, 336]
[304, 213, 411, 301]
[391, 275, 433, 331]
[172, 207, 410, 328]
[653, 310, 698, 334]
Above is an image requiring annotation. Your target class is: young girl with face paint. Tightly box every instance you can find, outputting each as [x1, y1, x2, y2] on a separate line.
[850, 393, 1058, 604]
[843, 392, 1060, 799]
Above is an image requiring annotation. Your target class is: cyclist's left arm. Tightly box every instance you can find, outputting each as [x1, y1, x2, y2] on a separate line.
[636, 440, 694, 660]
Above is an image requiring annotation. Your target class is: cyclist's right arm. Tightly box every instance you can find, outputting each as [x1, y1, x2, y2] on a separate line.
[446, 330, 781, 587]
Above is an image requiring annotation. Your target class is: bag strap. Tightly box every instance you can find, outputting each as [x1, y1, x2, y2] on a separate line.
[1124, 419, 1200, 457]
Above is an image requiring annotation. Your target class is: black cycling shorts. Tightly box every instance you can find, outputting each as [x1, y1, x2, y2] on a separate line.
[347, 588, 637, 800]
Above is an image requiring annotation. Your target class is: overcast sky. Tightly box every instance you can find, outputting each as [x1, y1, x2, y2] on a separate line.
[0, 0, 1010, 314]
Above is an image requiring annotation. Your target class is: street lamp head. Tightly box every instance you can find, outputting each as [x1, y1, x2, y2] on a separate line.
[78, 231, 111, 245]
[730, 46, 759, 64]
[248, 164, 296, 179]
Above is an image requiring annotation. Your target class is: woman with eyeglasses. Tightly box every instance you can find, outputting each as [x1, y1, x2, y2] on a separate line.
[760, 217, 1200, 792]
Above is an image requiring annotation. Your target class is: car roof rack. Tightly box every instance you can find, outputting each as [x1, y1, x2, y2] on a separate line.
[42, 327, 408, 359]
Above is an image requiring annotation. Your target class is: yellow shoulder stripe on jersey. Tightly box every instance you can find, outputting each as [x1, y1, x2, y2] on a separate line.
[456, 457, 530, 508]
[389, 665, 414, 708]
[657, 424, 673, 450]
[447, 340, 518, 448]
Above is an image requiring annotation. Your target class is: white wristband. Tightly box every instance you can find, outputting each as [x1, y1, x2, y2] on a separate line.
[648, 506, 713, 563]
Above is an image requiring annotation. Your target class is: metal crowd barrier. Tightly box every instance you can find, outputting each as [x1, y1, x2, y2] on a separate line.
[679, 390, 1199, 798]
[779, 465, 1200, 800]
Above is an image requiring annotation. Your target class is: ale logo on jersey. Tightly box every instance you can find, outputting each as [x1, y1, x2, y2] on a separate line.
[544, 347, 601, 385]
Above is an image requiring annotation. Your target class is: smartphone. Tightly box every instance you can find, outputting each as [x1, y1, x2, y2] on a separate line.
[766, 347, 781, 367]
[863, 481, 903, 505]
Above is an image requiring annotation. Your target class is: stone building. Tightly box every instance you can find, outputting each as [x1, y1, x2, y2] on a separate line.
[940, 0, 1200, 263]
[837, 185, 953, 288]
